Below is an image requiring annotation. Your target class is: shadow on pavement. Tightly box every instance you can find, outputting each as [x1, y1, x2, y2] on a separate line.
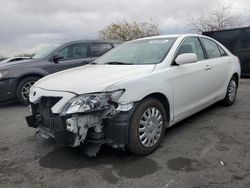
[38, 104, 221, 176]
[0, 100, 22, 108]
[39, 146, 161, 181]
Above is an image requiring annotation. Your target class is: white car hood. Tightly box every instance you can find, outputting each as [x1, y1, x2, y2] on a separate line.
[34, 64, 155, 94]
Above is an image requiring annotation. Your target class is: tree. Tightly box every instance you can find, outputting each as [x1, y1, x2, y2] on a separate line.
[99, 20, 160, 41]
[188, 6, 244, 33]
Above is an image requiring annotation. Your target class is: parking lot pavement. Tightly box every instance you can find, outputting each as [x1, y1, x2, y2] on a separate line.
[0, 79, 250, 188]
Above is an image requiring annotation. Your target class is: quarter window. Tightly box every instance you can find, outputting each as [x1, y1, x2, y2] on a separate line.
[90, 43, 113, 57]
[9, 58, 21, 62]
[218, 45, 228, 56]
[59, 43, 88, 60]
[176, 37, 205, 61]
[200, 38, 221, 58]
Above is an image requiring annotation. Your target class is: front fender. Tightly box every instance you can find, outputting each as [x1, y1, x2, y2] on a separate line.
[15, 68, 50, 78]
[108, 69, 174, 121]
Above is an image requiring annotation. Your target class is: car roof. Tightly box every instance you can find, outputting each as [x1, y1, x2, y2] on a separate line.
[62, 39, 121, 45]
[135, 34, 206, 41]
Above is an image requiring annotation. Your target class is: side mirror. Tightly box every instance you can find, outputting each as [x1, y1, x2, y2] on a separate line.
[53, 53, 64, 63]
[175, 53, 197, 65]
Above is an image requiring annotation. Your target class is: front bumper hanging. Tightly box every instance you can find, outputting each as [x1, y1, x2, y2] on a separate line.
[26, 97, 136, 150]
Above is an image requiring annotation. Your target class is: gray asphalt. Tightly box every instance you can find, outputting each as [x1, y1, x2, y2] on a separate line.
[0, 79, 250, 188]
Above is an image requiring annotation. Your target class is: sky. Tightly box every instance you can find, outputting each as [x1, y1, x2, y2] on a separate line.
[0, 0, 249, 57]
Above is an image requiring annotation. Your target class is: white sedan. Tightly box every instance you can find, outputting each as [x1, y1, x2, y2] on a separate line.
[26, 34, 240, 156]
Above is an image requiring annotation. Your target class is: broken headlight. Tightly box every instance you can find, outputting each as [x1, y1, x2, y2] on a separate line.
[61, 89, 125, 115]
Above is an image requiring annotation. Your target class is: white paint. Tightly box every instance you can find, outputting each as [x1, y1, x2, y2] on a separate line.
[29, 34, 241, 126]
[175, 53, 197, 65]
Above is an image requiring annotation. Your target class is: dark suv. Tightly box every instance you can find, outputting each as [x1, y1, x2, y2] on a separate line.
[0, 40, 119, 105]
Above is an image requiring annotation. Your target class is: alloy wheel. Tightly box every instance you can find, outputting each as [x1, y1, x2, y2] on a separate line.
[228, 79, 237, 102]
[21, 81, 36, 100]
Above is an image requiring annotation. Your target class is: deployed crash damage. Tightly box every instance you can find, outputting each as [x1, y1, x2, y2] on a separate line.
[26, 89, 135, 156]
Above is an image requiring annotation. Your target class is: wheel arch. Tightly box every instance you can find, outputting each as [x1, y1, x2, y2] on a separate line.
[16, 73, 44, 87]
[232, 72, 239, 87]
[142, 92, 171, 122]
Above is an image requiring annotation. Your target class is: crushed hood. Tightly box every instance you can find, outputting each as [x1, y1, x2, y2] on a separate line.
[34, 64, 155, 94]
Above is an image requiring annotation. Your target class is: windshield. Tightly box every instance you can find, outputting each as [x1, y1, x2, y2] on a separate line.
[32, 44, 61, 59]
[95, 38, 177, 65]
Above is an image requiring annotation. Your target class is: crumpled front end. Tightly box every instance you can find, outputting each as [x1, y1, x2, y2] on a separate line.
[26, 87, 135, 156]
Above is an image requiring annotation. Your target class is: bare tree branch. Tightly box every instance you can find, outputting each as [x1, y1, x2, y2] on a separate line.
[187, 5, 244, 33]
[99, 19, 160, 41]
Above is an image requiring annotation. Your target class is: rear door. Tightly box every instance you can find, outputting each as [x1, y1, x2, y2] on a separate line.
[53, 43, 90, 73]
[200, 37, 230, 98]
[171, 37, 213, 119]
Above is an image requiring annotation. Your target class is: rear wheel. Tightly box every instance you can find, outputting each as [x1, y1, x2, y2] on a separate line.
[221, 76, 238, 106]
[16, 77, 40, 105]
[127, 98, 167, 155]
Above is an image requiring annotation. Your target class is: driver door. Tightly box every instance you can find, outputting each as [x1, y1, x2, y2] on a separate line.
[53, 43, 90, 73]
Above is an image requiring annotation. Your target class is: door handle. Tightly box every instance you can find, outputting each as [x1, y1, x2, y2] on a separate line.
[205, 65, 211, 70]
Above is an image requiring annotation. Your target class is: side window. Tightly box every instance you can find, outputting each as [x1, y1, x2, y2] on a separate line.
[176, 37, 205, 61]
[59, 43, 88, 60]
[90, 43, 113, 57]
[200, 38, 221, 58]
[218, 45, 228, 56]
[9, 58, 20, 62]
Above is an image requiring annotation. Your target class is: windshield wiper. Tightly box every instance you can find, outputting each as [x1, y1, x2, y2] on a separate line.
[104, 61, 132, 65]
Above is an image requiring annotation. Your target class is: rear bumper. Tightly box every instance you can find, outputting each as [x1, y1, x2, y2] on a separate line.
[0, 78, 17, 103]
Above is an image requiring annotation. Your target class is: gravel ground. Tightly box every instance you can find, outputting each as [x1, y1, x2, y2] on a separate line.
[0, 79, 250, 188]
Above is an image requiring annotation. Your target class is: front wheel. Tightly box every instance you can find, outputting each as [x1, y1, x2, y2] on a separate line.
[127, 98, 167, 155]
[221, 76, 238, 106]
[16, 77, 40, 105]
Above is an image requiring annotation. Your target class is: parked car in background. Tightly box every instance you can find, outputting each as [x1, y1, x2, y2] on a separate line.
[26, 34, 240, 156]
[0, 40, 120, 105]
[203, 27, 250, 76]
[0, 57, 6, 61]
[0, 57, 30, 64]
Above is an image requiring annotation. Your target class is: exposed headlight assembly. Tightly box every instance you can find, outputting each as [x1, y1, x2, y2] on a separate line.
[0, 71, 8, 80]
[61, 89, 125, 115]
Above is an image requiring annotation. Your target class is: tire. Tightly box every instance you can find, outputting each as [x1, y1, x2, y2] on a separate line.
[16, 77, 40, 105]
[127, 98, 167, 155]
[221, 76, 238, 106]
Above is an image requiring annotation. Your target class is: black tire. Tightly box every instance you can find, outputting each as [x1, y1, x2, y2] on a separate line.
[16, 77, 40, 105]
[221, 76, 238, 106]
[127, 98, 167, 155]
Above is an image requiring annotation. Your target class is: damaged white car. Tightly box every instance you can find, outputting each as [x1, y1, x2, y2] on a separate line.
[26, 34, 241, 156]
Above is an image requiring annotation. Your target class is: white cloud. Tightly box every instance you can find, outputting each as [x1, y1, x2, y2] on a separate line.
[0, 0, 249, 56]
